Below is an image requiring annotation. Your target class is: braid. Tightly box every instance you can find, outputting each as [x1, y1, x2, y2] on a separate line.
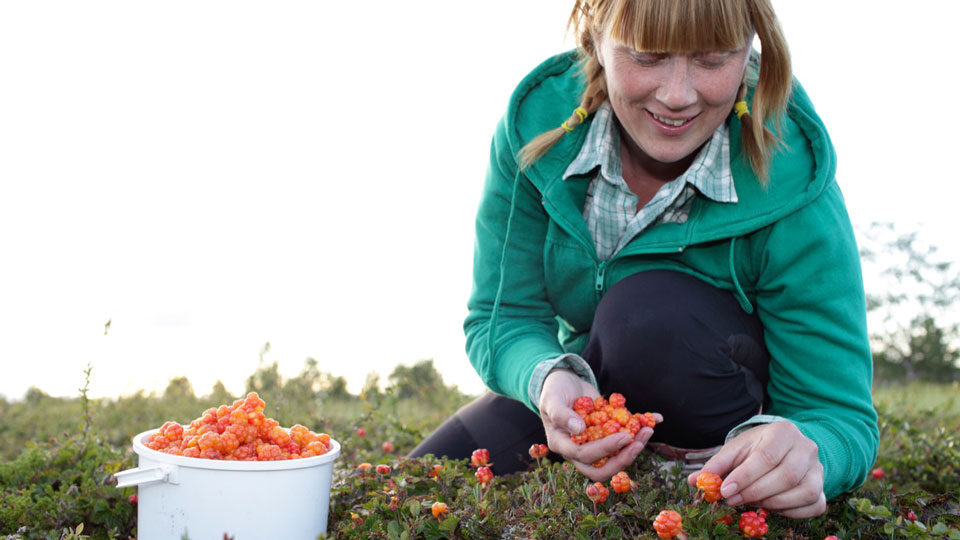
[518, 33, 608, 170]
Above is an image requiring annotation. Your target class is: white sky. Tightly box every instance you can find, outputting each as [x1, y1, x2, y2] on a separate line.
[1, 1, 958, 400]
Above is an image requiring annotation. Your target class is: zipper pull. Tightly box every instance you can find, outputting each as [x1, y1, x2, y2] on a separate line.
[595, 262, 606, 293]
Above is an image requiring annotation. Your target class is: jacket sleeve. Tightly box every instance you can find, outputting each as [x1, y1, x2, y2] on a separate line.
[463, 117, 570, 413]
[753, 181, 879, 499]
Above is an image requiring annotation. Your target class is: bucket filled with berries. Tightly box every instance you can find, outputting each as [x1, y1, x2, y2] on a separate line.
[114, 392, 340, 540]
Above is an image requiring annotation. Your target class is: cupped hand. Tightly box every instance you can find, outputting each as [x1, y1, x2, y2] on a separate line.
[686, 421, 826, 518]
[538, 369, 659, 482]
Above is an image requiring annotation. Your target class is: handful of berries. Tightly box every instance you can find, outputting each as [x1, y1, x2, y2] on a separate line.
[144, 392, 333, 461]
[570, 393, 657, 468]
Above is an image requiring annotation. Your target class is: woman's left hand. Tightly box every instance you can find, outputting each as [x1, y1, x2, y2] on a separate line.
[686, 421, 826, 518]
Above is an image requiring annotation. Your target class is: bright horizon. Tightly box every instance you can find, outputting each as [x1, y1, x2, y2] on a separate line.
[2, 1, 959, 401]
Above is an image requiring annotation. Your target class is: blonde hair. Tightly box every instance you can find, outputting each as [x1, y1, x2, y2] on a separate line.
[518, 0, 792, 183]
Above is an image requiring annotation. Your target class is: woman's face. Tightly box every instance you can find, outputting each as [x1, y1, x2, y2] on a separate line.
[596, 30, 751, 171]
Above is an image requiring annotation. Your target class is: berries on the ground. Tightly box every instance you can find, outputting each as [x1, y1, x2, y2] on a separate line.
[382, 441, 394, 453]
[823, 536, 840, 540]
[610, 471, 632, 493]
[871, 467, 885, 479]
[357, 462, 372, 472]
[471, 448, 490, 467]
[906, 510, 917, 521]
[356, 427, 366, 437]
[653, 509, 683, 539]
[529, 443, 548, 460]
[696, 471, 723, 503]
[428, 464, 443, 478]
[475, 466, 493, 485]
[585, 482, 609, 504]
[376, 464, 391, 475]
[716, 515, 734, 526]
[431, 501, 449, 519]
[739, 511, 769, 537]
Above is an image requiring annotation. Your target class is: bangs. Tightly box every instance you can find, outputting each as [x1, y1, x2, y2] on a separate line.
[605, 0, 754, 52]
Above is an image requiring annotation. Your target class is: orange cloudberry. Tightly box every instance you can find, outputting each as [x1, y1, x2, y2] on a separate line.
[696, 471, 723, 503]
[585, 482, 609, 504]
[739, 511, 769, 537]
[611, 471, 632, 493]
[471, 448, 490, 468]
[529, 443, 548, 460]
[653, 509, 683, 539]
[431, 501, 449, 520]
[475, 466, 493, 485]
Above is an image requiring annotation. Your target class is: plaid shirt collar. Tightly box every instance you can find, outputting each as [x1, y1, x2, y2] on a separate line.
[562, 102, 738, 204]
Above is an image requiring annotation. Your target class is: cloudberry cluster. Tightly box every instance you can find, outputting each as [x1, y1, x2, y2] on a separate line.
[739, 510, 769, 537]
[695, 471, 723, 503]
[528, 443, 548, 460]
[470, 448, 490, 468]
[570, 393, 657, 467]
[431, 502, 449, 520]
[143, 392, 333, 461]
[475, 466, 493, 485]
[610, 471, 632, 493]
[652, 509, 683, 539]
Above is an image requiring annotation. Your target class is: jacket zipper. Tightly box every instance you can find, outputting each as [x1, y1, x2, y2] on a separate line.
[595, 262, 606, 295]
[542, 197, 687, 295]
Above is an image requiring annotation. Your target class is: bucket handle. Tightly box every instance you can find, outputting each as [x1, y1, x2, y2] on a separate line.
[115, 464, 180, 488]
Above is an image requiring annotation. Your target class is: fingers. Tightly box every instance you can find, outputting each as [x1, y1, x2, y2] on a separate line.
[684, 422, 827, 518]
[570, 438, 649, 481]
[724, 445, 822, 507]
[775, 492, 827, 519]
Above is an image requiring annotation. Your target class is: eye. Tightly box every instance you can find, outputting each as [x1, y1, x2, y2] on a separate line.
[693, 51, 733, 68]
[629, 51, 668, 66]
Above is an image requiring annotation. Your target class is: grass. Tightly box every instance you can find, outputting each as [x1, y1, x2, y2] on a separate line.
[1, 382, 959, 539]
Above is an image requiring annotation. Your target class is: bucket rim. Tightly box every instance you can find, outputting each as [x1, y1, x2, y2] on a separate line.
[132, 429, 341, 471]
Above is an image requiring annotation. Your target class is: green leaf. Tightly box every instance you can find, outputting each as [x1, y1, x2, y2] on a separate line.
[933, 522, 949, 535]
[387, 520, 401, 538]
[439, 515, 459, 532]
[400, 531, 409, 540]
[408, 499, 421, 517]
[947, 529, 960, 540]
[883, 523, 895, 535]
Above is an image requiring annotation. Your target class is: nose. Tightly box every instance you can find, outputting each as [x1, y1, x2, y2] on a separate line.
[655, 57, 697, 110]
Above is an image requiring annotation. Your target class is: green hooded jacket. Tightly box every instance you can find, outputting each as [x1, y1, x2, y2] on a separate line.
[463, 51, 879, 499]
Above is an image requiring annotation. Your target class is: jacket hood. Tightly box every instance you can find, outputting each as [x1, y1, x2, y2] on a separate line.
[502, 50, 837, 248]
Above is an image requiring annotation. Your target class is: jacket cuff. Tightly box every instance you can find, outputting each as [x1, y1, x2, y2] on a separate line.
[527, 353, 598, 415]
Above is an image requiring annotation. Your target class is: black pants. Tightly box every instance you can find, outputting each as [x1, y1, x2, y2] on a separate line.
[409, 270, 769, 474]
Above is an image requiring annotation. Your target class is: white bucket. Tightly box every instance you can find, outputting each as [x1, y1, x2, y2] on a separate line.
[115, 429, 340, 540]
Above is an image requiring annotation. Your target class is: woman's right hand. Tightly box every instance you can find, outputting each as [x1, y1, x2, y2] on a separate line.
[538, 368, 658, 482]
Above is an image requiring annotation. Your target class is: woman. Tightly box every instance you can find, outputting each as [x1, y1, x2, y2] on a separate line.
[411, 0, 878, 519]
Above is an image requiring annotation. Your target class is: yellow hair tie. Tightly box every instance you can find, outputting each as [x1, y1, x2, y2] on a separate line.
[561, 107, 589, 132]
[734, 101, 750, 120]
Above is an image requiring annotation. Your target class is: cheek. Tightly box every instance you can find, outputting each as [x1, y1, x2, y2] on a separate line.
[697, 70, 744, 106]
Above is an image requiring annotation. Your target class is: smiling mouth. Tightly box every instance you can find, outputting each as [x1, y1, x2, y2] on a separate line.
[650, 112, 694, 127]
